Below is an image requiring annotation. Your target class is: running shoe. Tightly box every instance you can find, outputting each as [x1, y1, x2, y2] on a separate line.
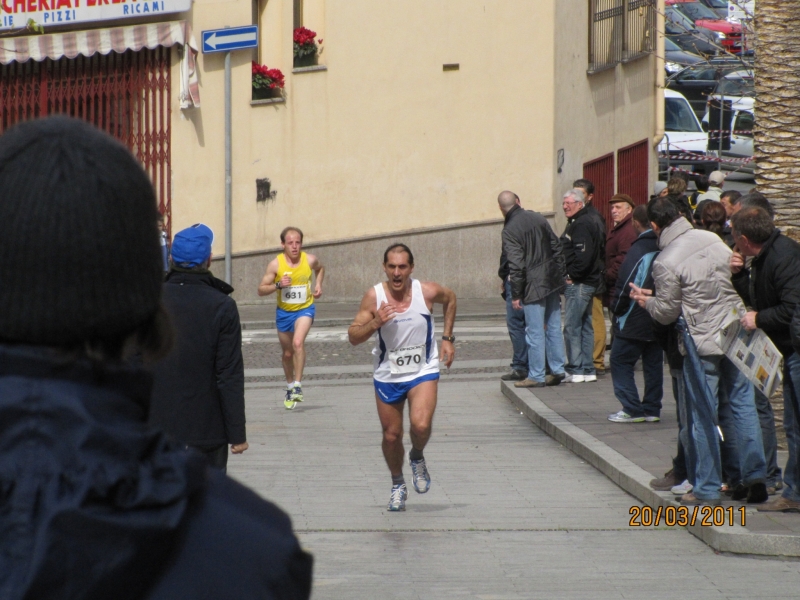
[644, 415, 661, 423]
[563, 374, 585, 383]
[387, 483, 408, 511]
[291, 384, 304, 403]
[583, 374, 598, 383]
[284, 389, 296, 410]
[409, 457, 431, 493]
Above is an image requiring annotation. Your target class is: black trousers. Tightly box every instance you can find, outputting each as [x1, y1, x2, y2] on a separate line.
[192, 443, 229, 473]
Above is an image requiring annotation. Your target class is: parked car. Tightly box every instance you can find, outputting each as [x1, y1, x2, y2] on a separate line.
[666, 0, 746, 54]
[666, 59, 753, 117]
[665, 6, 721, 55]
[659, 89, 717, 178]
[665, 20, 719, 56]
[699, 0, 729, 18]
[665, 38, 704, 75]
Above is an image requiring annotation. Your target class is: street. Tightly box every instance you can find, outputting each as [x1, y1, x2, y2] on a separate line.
[230, 315, 800, 599]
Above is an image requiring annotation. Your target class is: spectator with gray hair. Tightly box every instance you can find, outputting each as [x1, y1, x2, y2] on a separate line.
[560, 188, 605, 383]
[732, 191, 774, 219]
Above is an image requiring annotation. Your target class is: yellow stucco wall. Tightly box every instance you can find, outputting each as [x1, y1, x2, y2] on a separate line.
[171, 0, 559, 256]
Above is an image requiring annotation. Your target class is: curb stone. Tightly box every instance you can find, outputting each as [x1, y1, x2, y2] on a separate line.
[501, 381, 800, 558]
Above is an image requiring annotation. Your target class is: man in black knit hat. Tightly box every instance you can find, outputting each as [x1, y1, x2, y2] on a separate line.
[0, 116, 312, 599]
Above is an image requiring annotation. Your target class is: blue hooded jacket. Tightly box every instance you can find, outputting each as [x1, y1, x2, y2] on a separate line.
[610, 229, 660, 341]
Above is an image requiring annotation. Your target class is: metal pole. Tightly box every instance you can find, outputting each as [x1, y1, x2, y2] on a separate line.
[224, 50, 232, 284]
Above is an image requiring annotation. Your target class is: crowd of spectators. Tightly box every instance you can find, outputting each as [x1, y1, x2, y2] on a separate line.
[499, 171, 800, 510]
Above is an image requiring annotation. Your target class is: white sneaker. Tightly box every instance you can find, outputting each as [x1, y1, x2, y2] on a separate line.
[584, 374, 597, 382]
[564, 374, 585, 383]
[607, 410, 645, 423]
[671, 480, 693, 495]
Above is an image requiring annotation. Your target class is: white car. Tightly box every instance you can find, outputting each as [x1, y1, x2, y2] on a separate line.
[659, 89, 715, 177]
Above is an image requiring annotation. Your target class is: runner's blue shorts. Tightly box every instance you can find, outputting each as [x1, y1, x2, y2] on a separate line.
[374, 372, 440, 404]
[276, 305, 316, 333]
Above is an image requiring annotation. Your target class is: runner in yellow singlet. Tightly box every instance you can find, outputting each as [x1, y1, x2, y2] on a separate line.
[257, 227, 325, 409]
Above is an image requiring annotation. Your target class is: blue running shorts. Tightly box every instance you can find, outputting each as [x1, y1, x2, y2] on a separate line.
[374, 372, 440, 404]
[276, 305, 316, 333]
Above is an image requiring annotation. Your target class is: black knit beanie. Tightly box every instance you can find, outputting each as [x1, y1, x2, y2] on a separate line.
[0, 116, 163, 346]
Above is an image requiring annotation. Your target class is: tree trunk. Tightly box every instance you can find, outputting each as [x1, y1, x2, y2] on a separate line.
[755, 1, 800, 237]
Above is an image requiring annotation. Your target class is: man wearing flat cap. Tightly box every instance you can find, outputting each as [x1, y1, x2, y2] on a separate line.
[150, 223, 249, 472]
[604, 194, 638, 306]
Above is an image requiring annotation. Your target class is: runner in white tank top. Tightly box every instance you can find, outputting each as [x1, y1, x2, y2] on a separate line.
[372, 278, 440, 384]
[349, 243, 457, 512]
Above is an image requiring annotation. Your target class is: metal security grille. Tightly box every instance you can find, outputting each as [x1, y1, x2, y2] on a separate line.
[589, 0, 655, 73]
[583, 153, 615, 229]
[0, 47, 172, 233]
[617, 139, 650, 204]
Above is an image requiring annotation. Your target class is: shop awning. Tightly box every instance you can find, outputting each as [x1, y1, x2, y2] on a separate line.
[0, 20, 200, 108]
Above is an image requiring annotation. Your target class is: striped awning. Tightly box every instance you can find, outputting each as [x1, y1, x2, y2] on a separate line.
[0, 20, 200, 108]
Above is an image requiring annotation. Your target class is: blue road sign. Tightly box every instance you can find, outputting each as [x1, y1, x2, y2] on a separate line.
[201, 25, 259, 53]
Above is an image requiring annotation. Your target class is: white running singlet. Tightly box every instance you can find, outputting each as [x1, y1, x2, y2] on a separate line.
[372, 279, 439, 383]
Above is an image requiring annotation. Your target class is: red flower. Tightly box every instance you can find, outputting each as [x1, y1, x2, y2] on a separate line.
[252, 61, 285, 89]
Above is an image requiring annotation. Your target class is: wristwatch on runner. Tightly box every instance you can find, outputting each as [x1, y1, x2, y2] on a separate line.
[441, 335, 455, 342]
[275, 281, 283, 290]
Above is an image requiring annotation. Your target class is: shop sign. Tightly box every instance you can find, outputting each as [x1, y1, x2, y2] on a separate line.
[0, 0, 192, 30]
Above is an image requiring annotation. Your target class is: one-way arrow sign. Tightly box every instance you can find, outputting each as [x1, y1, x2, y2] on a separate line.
[202, 25, 259, 53]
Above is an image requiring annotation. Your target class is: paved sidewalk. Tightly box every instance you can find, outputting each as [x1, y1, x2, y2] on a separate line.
[238, 298, 505, 329]
[503, 370, 800, 557]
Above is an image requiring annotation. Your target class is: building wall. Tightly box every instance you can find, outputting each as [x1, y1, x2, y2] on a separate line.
[550, 0, 658, 233]
[173, 0, 655, 302]
[171, 0, 557, 261]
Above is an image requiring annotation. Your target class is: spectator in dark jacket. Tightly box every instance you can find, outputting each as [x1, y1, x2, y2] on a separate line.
[574, 178, 607, 374]
[561, 188, 605, 383]
[607, 205, 663, 423]
[731, 207, 800, 509]
[150, 224, 248, 472]
[0, 117, 312, 599]
[498, 194, 528, 381]
[498, 191, 567, 388]
[604, 194, 638, 306]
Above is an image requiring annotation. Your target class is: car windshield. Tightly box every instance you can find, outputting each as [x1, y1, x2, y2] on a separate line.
[675, 2, 719, 20]
[717, 77, 755, 96]
[665, 97, 702, 132]
[704, 0, 726, 7]
[665, 38, 681, 51]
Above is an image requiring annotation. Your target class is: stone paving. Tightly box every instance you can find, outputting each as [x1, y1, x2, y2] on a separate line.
[228, 377, 800, 599]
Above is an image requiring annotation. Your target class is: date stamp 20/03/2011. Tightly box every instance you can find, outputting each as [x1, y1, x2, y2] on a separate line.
[629, 505, 747, 527]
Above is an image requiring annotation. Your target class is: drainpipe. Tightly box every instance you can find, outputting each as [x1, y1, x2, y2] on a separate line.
[653, 0, 665, 148]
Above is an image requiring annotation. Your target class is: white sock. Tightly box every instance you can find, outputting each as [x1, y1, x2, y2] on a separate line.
[287, 382, 293, 390]
[293, 380, 301, 388]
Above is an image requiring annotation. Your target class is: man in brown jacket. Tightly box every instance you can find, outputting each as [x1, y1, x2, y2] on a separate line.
[605, 194, 638, 305]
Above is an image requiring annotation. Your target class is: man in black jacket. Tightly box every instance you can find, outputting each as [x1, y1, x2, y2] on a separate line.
[560, 188, 605, 383]
[608, 205, 663, 423]
[150, 224, 248, 472]
[574, 178, 608, 374]
[731, 207, 800, 509]
[498, 191, 567, 388]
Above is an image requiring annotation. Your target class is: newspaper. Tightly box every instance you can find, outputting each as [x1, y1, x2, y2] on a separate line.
[717, 309, 783, 397]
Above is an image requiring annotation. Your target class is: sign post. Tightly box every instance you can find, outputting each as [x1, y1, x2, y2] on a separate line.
[201, 25, 259, 284]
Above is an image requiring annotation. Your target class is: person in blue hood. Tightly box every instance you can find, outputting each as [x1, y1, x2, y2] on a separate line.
[0, 116, 312, 599]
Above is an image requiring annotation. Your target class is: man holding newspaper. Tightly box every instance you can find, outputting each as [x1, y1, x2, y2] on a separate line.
[730, 206, 800, 512]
